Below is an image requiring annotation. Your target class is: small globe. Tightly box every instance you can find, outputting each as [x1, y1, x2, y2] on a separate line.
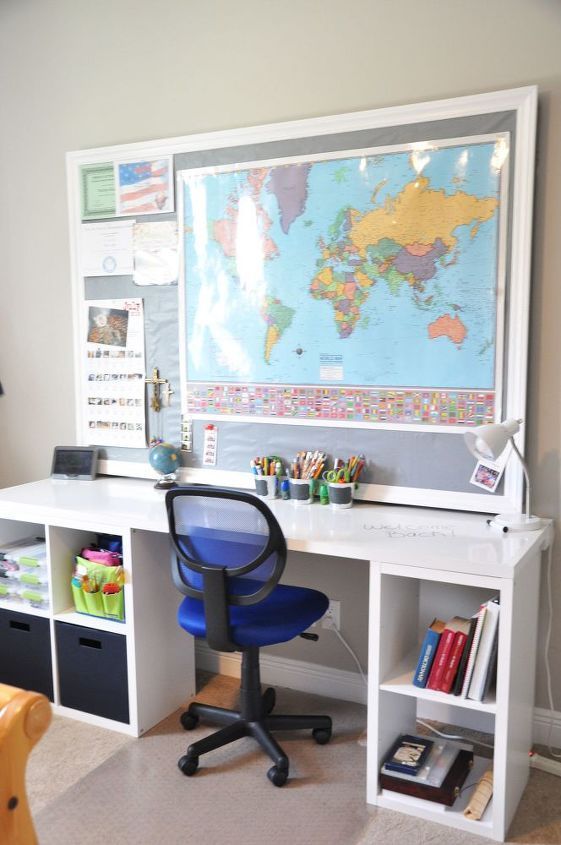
[149, 442, 180, 480]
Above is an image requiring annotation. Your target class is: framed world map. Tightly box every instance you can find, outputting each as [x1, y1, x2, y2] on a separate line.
[179, 132, 508, 429]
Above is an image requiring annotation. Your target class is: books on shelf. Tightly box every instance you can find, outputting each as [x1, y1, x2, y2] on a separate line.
[426, 616, 470, 692]
[411, 597, 500, 702]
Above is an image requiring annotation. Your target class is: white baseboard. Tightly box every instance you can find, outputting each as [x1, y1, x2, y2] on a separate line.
[195, 643, 561, 747]
[532, 707, 561, 749]
[195, 642, 367, 705]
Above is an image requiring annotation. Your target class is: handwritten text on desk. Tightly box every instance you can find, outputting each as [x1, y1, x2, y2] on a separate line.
[362, 523, 456, 539]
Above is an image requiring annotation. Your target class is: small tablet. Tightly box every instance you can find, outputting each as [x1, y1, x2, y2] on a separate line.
[51, 446, 99, 480]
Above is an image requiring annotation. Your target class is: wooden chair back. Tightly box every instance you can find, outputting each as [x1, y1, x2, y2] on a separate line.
[0, 684, 51, 845]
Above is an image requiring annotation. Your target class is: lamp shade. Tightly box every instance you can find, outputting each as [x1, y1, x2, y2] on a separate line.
[464, 418, 521, 461]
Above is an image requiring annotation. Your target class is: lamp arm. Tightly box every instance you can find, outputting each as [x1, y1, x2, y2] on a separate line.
[510, 438, 531, 519]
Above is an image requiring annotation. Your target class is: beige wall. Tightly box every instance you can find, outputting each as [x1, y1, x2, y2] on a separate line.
[0, 0, 560, 704]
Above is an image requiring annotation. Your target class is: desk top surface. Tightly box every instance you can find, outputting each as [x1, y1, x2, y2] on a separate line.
[0, 477, 551, 578]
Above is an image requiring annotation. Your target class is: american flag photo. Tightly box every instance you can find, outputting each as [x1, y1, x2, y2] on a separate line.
[117, 157, 174, 215]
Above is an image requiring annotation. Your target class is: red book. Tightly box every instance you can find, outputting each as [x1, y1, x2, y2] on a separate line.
[426, 617, 469, 691]
[439, 626, 470, 693]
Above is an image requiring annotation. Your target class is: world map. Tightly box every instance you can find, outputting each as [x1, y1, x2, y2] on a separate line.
[180, 137, 506, 423]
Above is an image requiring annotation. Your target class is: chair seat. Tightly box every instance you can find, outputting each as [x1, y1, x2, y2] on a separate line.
[177, 580, 329, 648]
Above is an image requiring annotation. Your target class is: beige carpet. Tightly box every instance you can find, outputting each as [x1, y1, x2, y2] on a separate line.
[32, 675, 561, 845]
[27, 713, 132, 813]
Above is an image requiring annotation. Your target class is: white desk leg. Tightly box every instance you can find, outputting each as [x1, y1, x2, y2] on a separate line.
[366, 559, 380, 805]
[129, 529, 196, 735]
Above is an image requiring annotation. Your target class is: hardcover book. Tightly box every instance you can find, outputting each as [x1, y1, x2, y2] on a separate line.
[413, 618, 446, 688]
[426, 616, 470, 691]
[439, 618, 472, 693]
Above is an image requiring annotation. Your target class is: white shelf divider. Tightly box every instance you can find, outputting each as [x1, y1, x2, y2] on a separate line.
[0, 599, 50, 619]
[53, 608, 127, 635]
[380, 648, 497, 714]
[378, 754, 494, 837]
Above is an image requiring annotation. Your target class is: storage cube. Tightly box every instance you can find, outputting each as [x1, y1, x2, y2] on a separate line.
[0, 608, 54, 700]
[55, 621, 129, 723]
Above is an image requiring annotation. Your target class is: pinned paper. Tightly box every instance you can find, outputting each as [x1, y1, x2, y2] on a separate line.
[133, 221, 178, 285]
[81, 220, 134, 276]
[83, 298, 147, 448]
[203, 424, 218, 466]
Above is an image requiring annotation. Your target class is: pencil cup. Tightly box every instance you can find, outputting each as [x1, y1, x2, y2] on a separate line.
[255, 475, 277, 499]
[288, 478, 313, 504]
[328, 482, 354, 509]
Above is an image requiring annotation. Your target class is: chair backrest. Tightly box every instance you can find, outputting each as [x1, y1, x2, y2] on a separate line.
[0, 683, 51, 845]
[166, 486, 287, 651]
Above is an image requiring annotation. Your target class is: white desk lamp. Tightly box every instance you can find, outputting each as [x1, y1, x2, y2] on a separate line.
[464, 418, 543, 531]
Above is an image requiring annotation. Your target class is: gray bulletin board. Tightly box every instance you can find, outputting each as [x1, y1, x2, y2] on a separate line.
[68, 87, 538, 512]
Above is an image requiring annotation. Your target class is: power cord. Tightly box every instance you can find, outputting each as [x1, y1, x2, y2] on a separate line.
[543, 538, 561, 758]
[333, 628, 368, 687]
[416, 718, 494, 750]
[325, 626, 368, 746]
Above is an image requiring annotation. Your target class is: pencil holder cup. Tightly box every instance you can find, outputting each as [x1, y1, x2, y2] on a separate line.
[254, 475, 277, 499]
[328, 481, 354, 509]
[101, 588, 125, 621]
[288, 478, 313, 504]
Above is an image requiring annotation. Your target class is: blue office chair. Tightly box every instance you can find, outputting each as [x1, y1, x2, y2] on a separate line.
[166, 486, 332, 786]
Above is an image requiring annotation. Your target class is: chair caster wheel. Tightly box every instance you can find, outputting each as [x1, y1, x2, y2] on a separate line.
[180, 711, 199, 731]
[262, 687, 276, 714]
[178, 754, 199, 776]
[267, 765, 288, 787]
[312, 727, 332, 745]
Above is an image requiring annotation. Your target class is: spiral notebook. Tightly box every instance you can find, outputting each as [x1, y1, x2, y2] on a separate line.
[460, 603, 488, 697]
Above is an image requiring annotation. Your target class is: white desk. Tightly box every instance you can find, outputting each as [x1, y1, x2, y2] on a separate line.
[0, 477, 552, 841]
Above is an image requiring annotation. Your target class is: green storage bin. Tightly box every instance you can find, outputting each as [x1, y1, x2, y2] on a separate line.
[73, 556, 125, 621]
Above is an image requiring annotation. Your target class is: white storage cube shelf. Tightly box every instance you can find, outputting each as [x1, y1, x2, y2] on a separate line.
[0, 517, 193, 738]
[367, 561, 541, 842]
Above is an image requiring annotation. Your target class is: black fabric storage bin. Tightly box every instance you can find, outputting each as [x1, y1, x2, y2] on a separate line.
[0, 608, 54, 700]
[55, 621, 129, 723]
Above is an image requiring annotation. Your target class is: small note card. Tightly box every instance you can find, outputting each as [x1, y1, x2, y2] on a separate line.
[203, 424, 218, 466]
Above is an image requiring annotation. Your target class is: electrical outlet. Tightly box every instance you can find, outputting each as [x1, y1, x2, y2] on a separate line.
[322, 600, 341, 631]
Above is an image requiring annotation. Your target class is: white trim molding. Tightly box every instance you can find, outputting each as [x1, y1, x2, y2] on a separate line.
[195, 642, 367, 706]
[532, 707, 561, 750]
